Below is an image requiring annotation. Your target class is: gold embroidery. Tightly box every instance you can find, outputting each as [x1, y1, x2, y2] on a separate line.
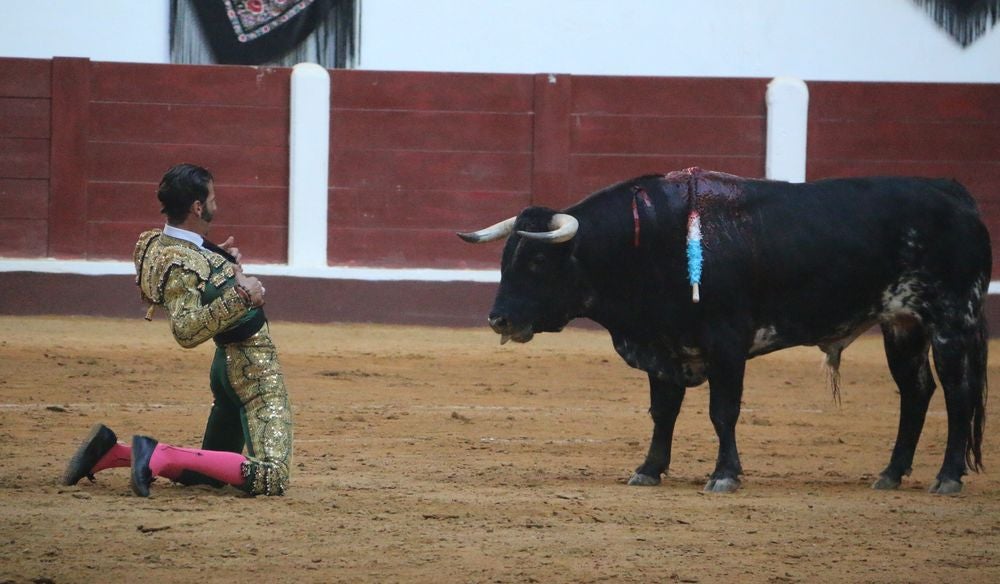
[225, 325, 293, 496]
[163, 275, 248, 348]
[210, 272, 229, 288]
[134, 231, 248, 348]
[134, 231, 211, 305]
[207, 252, 227, 270]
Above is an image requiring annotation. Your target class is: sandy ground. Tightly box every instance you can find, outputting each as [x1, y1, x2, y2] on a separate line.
[0, 315, 998, 583]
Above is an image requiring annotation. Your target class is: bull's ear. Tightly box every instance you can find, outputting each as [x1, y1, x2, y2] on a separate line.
[457, 217, 516, 243]
[516, 213, 579, 244]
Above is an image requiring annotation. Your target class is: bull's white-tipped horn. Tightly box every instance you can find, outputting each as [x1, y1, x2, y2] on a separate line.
[517, 213, 579, 244]
[457, 217, 516, 243]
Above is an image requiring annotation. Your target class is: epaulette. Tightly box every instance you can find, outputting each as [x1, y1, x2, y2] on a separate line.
[133, 230, 211, 318]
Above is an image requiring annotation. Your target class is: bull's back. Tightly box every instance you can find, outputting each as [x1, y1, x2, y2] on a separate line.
[733, 177, 989, 343]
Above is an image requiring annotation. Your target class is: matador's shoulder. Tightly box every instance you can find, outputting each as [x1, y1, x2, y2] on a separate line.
[134, 229, 211, 304]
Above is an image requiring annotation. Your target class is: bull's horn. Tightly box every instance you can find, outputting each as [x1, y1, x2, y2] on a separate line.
[517, 213, 579, 244]
[457, 217, 516, 243]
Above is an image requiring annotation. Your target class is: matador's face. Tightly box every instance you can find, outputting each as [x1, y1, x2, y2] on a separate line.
[199, 181, 217, 223]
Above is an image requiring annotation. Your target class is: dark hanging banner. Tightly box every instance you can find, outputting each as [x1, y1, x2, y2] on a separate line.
[192, 0, 336, 65]
[913, 0, 1000, 47]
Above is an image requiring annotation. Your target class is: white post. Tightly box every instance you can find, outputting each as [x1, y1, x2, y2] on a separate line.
[288, 63, 330, 268]
[765, 77, 809, 183]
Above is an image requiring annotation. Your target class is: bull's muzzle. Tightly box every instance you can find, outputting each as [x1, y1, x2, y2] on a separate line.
[488, 315, 533, 345]
[488, 315, 509, 333]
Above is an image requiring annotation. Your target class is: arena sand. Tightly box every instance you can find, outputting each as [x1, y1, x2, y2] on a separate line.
[1, 316, 998, 583]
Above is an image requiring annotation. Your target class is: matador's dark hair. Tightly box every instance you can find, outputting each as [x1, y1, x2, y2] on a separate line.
[157, 163, 214, 225]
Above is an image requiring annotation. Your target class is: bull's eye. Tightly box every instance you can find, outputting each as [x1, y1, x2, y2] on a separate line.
[528, 254, 549, 273]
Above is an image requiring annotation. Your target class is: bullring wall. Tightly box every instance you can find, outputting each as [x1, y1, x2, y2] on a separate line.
[1, 58, 771, 270]
[2, 58, 999, 327]
[0, 58, 292, 263]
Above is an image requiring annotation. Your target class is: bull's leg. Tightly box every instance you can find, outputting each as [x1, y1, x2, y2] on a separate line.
[928, 321, 988, 495]
[628, 375, 685, 486]
[705, 343, 747, 493]
[873, 320, 935, 490]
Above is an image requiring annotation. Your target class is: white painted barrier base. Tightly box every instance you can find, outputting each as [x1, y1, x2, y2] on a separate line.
[0, 258, 500, 283]
[3, 259, 999, 293]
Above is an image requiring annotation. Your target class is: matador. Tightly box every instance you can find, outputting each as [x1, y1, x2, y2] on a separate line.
[62, 163, 293, 497]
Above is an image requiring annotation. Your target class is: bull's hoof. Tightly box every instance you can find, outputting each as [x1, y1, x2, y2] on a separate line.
[704, 477, 740, 493]
[929, 478, 963, 495]
[871, 475, 901, 490]
[627, 472, 661, 486]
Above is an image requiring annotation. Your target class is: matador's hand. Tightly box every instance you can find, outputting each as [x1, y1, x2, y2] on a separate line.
[234, 266, 265, 307]
[219, 235, 242, 264]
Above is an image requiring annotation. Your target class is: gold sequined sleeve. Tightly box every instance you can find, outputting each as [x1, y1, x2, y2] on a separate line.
[162, 267, 250, 348]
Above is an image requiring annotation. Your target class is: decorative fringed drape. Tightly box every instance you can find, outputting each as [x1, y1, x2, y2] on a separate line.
[170, 0, 358, 68]
[913, 0, 1000, 47]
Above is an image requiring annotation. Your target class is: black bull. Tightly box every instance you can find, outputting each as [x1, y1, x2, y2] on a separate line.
[459, 168, 990, 494]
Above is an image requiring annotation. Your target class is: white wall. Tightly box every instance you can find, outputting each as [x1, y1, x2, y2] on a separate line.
[0, 1, 997, 82]
[358, 0, 1000, 82]
[0, 0, 170, 64]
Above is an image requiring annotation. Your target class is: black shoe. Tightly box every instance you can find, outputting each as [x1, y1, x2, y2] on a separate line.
[129, 435, 158, 497]
[62, 424, 118, 486]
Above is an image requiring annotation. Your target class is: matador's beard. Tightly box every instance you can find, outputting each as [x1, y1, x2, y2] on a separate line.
[200, 207, 214, 222]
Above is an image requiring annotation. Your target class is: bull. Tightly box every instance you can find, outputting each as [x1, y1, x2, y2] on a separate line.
[458, 167, 990, 494]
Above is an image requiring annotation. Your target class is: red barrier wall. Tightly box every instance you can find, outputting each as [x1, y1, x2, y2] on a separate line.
[0, 59, 50, 258]
[3, 58, 999, 275]
[0, 57, 290, 263]
[563, 76, 767, 200]
[327, 70, 535, 268]
[325, 71, 769, 269]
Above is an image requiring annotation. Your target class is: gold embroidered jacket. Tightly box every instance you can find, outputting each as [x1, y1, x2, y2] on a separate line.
[133, 229, 253, 348]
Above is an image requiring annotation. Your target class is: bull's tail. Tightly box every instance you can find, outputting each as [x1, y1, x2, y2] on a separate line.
[968, 314, 989, 473]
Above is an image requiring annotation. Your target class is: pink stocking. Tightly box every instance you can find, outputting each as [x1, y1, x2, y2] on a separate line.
[149, 444, 246, 487]
[89, 443, 131, 474]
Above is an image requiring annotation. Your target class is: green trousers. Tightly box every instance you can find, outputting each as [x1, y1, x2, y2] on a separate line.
[177, 323, 293, 495]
